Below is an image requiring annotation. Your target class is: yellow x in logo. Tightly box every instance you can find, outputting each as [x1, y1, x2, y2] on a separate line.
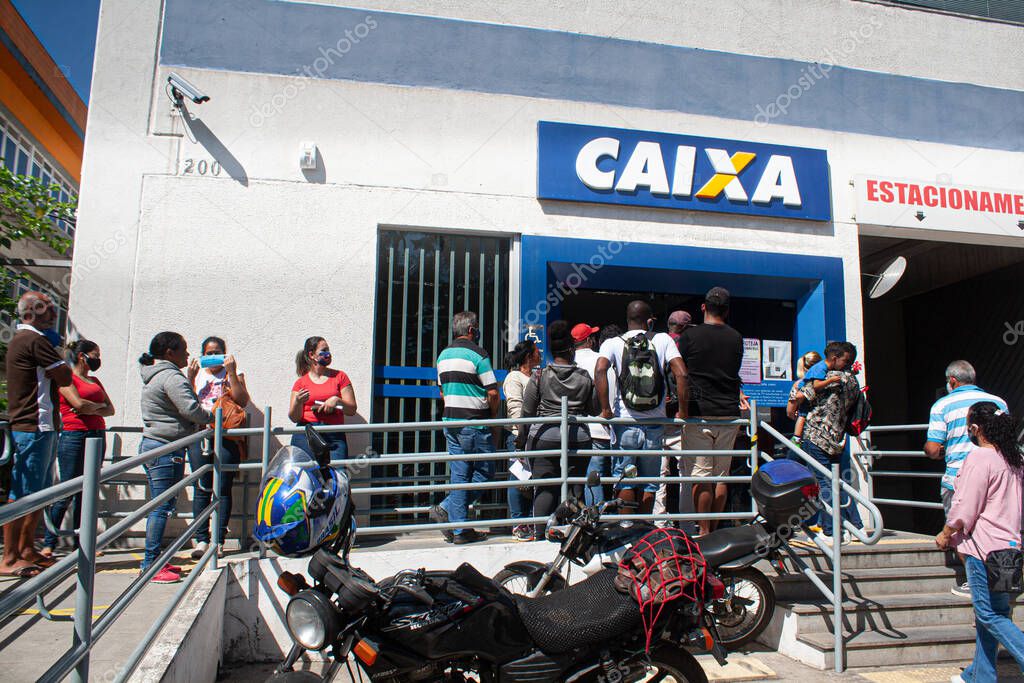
[696, 150, 757, 200]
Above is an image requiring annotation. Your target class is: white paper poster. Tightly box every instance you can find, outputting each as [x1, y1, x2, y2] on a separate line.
[762, 340, 792, 381]
[740, 338, 762, 384]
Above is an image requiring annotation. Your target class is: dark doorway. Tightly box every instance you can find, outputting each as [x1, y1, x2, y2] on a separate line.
[861, 235, 1024, 533]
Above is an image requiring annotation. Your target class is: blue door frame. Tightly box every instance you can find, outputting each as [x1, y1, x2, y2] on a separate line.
[519, 235, 847, 407]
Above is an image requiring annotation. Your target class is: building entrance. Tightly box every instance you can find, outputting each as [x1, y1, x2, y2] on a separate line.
[861, 234, 1024, 532]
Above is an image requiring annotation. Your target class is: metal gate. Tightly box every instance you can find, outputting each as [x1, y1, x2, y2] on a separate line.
[370, 229, 511, 525]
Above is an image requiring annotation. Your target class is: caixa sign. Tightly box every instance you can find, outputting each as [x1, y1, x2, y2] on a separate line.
[537, 121, 831, 221]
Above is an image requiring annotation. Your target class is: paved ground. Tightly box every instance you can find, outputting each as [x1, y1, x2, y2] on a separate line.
[221, 650, 1024, 682]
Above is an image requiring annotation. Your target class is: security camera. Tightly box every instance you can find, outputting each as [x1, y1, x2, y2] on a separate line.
[167, 72, 210, 105]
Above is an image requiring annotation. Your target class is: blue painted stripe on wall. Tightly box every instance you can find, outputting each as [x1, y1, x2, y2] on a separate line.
[161, 0, 1024, 152]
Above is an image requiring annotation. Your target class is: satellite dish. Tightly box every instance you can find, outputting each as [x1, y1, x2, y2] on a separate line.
[865, 256, 907, 299]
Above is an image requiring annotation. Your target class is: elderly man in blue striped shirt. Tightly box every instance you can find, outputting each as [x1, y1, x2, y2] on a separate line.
[429, 311, 500, 545]
[925, 359, 1007, 597]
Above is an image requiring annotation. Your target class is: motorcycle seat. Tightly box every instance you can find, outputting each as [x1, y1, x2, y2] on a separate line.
[695, 523, 773, 568]
[514, 568, 641, 654]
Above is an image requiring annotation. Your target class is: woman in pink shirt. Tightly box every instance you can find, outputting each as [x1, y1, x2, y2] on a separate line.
[936, 402, 1024, 683]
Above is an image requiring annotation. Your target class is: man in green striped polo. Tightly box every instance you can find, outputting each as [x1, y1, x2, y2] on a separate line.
[428, 311, 500, 544]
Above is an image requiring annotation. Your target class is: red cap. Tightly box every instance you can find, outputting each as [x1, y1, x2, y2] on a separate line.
[571, 323, 600, 342]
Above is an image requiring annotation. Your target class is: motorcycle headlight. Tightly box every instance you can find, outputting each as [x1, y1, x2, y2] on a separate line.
[286, 590, 339, 651]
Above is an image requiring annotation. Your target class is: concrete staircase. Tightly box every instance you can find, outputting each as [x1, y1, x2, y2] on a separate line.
[761, 533, 1023, 670]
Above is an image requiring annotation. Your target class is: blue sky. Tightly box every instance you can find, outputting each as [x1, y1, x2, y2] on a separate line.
[12, 0, 101, 104]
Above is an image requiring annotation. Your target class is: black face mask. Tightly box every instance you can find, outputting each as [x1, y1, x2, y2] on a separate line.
[85, 357, 101, 372]
[968, 426, 980, 447]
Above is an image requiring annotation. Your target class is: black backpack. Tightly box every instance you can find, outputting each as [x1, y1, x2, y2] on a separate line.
[846, 386, 872, 436]
[618, 332, 665, 411]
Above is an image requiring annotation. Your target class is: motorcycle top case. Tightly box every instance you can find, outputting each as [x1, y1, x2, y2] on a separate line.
[751, 460, 820, 531]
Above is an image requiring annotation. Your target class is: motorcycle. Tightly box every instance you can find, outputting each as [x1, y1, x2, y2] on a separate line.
[265, 427, 727, 683]
[494, 463, 821, 650]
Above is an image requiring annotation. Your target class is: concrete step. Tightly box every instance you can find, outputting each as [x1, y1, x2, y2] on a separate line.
[772, 565, 957, 602]
[797, 624, 991, 669]
[782, 591, 1024, 634]
[786, 538, 949, 571]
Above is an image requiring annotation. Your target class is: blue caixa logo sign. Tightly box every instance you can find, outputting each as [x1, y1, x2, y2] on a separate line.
[537, 121, 831, 221]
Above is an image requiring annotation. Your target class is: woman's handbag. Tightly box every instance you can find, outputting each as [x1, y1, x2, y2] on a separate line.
[211, 394, 249, 459]
[984, 547, 1024, 594]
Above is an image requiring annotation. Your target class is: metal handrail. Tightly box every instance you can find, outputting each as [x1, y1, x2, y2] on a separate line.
[4, 417, 223, 683]
[758, 422, 886, 675]
[859, 423, 947, 511]
[14, 400, 761, 679]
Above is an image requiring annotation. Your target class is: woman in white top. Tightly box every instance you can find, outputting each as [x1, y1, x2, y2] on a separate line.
[190, 336, 250, 558]
[503, 339, 540, 540]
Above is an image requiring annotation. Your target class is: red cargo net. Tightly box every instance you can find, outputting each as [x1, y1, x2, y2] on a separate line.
[615, 527, 708, 652]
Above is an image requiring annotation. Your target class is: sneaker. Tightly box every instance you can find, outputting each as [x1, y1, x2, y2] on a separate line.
[429, 505, 454, 543]
[150, 566, 182, 584]
[191, 542, 209, 560]
[512, 525, 535, 542]
[163, 563, 182, 574]
[453, 529, 487, 545]
[951, 582, 971, 598]
[950, 674, 965, 683]
[217, 544, 225, 558]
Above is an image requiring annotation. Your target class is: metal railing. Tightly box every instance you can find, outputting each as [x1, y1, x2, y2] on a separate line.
[758, 421, 885, 673]
[858, 424, 945, 511]
[0, 412, 224, 683]
[3, 401, 763, 679]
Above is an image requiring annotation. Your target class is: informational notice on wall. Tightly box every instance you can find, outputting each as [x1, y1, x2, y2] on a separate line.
[762, 339, 792, 381]
[740, 338, 762, 384]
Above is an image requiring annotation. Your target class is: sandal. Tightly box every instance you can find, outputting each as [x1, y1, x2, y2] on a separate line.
[0, 564, 44, 578]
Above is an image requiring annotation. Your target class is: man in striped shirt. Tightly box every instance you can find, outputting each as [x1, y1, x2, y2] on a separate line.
[925, 359, 1007, 596]
[429, 311, 500, 545]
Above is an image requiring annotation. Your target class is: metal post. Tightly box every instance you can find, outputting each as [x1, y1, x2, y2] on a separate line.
[212, 407, 223, 570]
[71, 438, 103, 683]
[559, 396, 569, 503]
[832, 463, 844, 673]
[260, 405, 271, 559]
[748, 400, 758, 515]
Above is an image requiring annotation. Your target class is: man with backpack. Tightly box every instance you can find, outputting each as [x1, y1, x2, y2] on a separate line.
[678, 288, 748, 536]
[595, 301, 687, 514]
[788, 340, 864, 545]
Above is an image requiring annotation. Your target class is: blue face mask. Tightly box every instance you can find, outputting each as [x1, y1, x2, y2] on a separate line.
[42, 328, 62, 347]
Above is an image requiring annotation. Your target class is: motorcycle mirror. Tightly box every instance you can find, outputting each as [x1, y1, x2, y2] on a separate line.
[586, 470, 602, 488]
[303, 424, 333, 470]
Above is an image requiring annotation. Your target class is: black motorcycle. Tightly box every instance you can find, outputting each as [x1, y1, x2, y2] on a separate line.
[495, 465, 821, 650]
[266, 428, 725, 683]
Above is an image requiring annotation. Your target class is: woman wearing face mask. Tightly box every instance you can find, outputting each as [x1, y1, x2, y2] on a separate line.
[41, 339, 114, 557]
[936, 402, 1024, 682]
[502, 339, 541, 541]
[288, 336, 357, 460]
[138, 332, 213, 584]
[190, 336, 250, 559]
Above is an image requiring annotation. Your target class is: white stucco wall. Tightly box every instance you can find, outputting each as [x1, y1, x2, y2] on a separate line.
[71, 0, 1024, 439]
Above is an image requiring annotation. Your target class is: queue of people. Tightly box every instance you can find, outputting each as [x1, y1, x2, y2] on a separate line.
[1, 291, 360, 583]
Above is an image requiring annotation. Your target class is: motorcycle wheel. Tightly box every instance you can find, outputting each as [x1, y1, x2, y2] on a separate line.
[713, 568, 776, 650]
[494, 562, 568, 595]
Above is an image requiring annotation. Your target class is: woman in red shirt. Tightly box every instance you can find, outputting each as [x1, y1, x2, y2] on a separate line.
[288, 336, 357, 459]
[42, 339, 115, 556]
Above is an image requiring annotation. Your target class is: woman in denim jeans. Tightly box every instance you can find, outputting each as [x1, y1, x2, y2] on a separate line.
[936, 402, 1024, 683]
[138, 332, 214, 584]
[41, 339, 114, 556]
